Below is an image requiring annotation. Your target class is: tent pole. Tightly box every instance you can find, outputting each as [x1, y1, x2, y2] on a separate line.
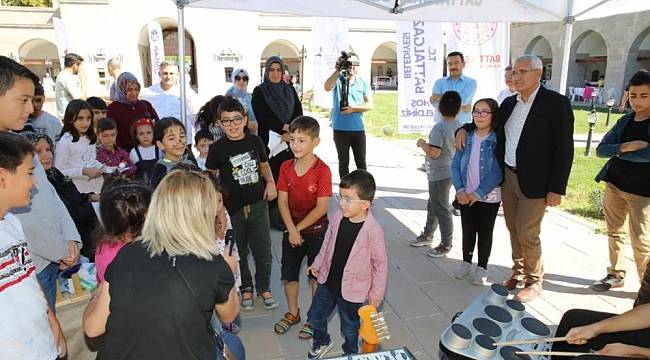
[558, 0, 574, 96]
[177, 0, 187, 129]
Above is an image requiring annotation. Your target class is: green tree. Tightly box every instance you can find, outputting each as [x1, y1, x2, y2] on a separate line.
[3, 0, 53, 7]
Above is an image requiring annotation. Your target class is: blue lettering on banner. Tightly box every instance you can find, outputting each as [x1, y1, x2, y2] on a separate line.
[402, 33, 411, 79]
[412, 21, 426, 94]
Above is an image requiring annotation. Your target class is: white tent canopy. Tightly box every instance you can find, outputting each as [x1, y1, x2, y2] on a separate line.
[171, 0, 650, 123]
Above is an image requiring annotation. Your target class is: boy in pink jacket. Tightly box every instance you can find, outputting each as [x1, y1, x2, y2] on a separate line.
[306, 169, 388, 359]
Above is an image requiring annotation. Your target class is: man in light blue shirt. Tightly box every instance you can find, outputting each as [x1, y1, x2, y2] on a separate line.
[430, 52, 477, 124]
[325, 53, 373, 178]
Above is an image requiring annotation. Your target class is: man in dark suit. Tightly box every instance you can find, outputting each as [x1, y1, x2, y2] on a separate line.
[498, 55, 574, 302]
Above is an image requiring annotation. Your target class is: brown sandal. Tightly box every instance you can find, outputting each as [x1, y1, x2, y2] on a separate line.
[274, 311, 300, 335]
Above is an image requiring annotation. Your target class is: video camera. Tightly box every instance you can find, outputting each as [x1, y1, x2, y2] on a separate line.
[336, 51, 358, 111]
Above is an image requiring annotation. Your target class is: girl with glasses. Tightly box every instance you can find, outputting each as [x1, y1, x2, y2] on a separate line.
[450, 98, 503, 286]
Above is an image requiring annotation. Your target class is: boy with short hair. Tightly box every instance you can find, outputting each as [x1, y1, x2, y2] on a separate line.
[306, 169, 387, 359]
[273, 116, 332, 339]
[411, 90, 462, 258]
[592, 70, 650, 292]
[194, 129, 214, 170]
[0, 132, 66, 359]
[206, 98, 279, 310]
[26, 83, 62, 142]
[0, 55, 81, 312]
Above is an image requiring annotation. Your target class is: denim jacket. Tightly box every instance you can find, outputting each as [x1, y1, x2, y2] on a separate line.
[595, 112, 650, 182]
[451, 130, 502, 200]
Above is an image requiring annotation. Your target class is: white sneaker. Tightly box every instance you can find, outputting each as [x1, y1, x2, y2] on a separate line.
[472, 267, 488, 286]
[454, 262, 473, 279]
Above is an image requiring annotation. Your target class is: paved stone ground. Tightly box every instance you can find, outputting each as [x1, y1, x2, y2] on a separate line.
[57, 111, 638, 360]
[235, 113, 639, 360]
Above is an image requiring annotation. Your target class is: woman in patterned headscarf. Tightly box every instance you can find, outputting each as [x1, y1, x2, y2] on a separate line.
[107, 72, 159, 151]
[226, 68, 258, 134]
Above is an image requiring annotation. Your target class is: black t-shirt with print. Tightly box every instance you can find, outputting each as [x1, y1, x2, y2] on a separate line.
[605, 117, 650, 197]
[206, 133, 269, 214]
[99, 241, 235, 360]
[326, 217, 364, 297]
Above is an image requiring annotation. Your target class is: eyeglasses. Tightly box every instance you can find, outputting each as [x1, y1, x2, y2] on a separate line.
[511, 69, 537, 77]
[235, 76, 249, 82]
[219, 116, 244, 127]
[334, 194, 369, 205]
[472, 110, 492, 118]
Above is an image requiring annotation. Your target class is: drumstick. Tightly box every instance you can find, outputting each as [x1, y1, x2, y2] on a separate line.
[493, 336, 567, 346]
[516, 350, 591, 357]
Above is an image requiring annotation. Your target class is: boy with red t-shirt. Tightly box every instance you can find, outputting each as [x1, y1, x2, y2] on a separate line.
[274, 116, 332, 340]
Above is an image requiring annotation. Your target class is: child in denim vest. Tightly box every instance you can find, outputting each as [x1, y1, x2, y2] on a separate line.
[451, 98, 503, 285]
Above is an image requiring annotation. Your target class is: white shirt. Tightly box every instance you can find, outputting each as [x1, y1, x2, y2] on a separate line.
[196, 156, 207, 171]
[497, 88, 517, 104]
[142, 82, 196, 141]
[504, 85, 541, 167]
[55, 132, 103, 194]
[0, 214, 58, 360]
[54, 70, 82, 119]
[29, 111, 62, 142]
[129, 145, 159, 164]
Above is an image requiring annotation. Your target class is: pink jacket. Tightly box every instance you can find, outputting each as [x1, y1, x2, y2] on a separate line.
[311, 209, 388, 303]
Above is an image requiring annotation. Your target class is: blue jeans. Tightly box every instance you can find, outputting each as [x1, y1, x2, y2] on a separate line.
[307, 284, 363, 355]
[36, 262, 59, 313]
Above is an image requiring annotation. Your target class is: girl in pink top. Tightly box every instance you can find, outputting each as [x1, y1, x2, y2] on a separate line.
[94, 180, 152, 282]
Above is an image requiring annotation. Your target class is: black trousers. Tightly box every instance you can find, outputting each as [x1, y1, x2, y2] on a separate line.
[333, 130, 366, 178]
[552, 309, 650, 360]
[460, 201, 500, 268]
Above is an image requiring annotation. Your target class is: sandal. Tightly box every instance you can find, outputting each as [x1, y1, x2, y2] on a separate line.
[241, 291, 254, 311]
[274, 311, 300, 335]
[298, 322, 313, 340]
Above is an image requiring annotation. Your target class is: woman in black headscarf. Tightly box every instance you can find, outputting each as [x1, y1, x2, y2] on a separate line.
[252, 57, 303, 229]
[252, 56, 303, 181]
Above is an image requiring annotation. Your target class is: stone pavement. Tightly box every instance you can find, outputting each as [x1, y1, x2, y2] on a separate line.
[56, 110, 638, 360]
[237, 113, 639, 360]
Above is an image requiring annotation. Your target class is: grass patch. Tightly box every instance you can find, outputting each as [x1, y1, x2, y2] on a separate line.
[572, 106, 624, 135]
[559, 148, 608, 229]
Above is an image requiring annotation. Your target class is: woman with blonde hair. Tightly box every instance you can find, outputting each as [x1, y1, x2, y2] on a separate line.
[83, 169, 240, 359]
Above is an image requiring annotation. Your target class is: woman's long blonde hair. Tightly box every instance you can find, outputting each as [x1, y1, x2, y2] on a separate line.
[140, 169, 217, 260]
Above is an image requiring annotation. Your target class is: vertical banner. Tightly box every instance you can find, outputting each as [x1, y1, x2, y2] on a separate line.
[311, 18, 348, 109]
[148, 21, 165, 85]
[52, 17, 69, 69]
[397, 21, 444, 134]
[445, 22, 510, 102]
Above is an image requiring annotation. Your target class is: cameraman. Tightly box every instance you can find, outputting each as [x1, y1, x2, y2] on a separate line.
[324, 52, 373, 178]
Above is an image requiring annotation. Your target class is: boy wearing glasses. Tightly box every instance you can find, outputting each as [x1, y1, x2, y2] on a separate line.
[306, 170, 387, 359]
[206, 98, 279, 311]
[273, 116, 332, 339]
[411, 91, 462, 258]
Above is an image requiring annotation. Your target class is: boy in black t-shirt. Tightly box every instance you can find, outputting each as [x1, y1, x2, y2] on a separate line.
[206, 98, 279, 311]
[592, 70, 650, 292]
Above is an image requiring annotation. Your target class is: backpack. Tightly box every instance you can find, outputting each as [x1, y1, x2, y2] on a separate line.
[133, 145, 160, 187]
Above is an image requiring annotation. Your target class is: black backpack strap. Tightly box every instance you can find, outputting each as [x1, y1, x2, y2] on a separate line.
[134, 146, 144, 162]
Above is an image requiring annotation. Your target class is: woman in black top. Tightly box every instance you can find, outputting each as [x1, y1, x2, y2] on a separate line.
[252, 56, 303, 228]
[252, 56, 303, 181]
[83, 170, 240, 359]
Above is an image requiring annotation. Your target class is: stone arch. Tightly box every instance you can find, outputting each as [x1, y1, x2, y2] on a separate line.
[623, 27, 650, 88]
[18, 38, 60, 79]
[525, 36, 553, 82]
[371, 41, 397, 90]
[567, 30, 608, 89]
[137, 18, 198, 89]
[259, 39, 301, 82]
